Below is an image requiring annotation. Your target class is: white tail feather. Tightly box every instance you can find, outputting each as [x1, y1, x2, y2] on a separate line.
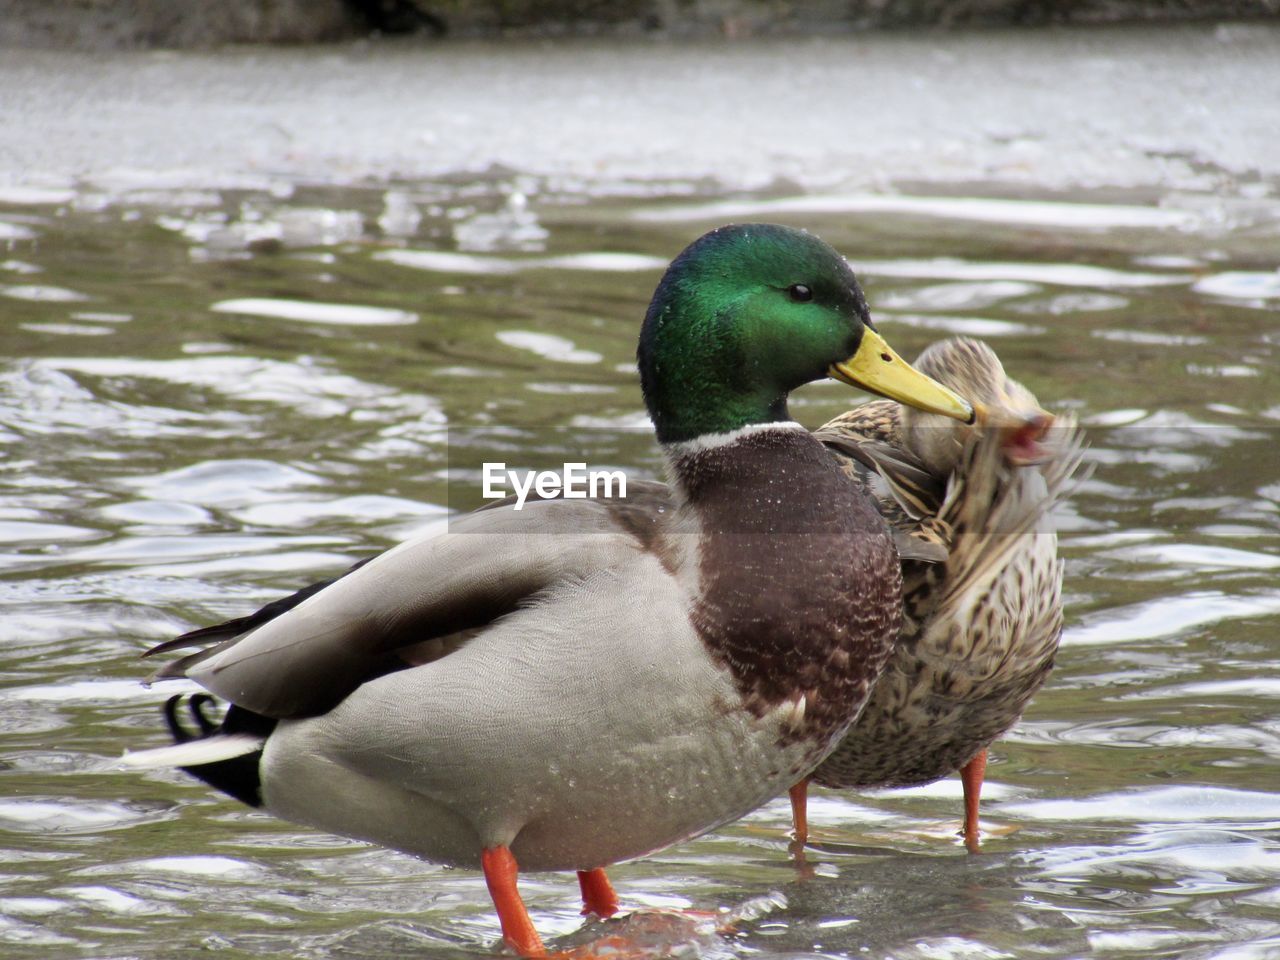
[117, 734, 264, 770]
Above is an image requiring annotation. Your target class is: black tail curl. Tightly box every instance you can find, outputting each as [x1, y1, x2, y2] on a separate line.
[162, 695, 276, 809]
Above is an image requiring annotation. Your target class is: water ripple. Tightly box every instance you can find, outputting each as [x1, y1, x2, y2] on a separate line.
[631, 194, 1202, 229]
[210, 298, 418, 326]
[1, 176, 1278, 960]
[1065, 591, 1280, 646]
[1005, 788, 1280, 824]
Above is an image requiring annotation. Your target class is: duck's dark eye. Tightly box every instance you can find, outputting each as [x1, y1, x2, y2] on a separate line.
[787, 283, 813, 303]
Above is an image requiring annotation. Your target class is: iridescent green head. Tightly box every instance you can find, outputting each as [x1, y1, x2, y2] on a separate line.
[637, 223, 972, 444]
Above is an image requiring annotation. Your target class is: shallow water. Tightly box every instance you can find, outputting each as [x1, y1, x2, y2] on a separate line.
[1, 172, 1279, 960]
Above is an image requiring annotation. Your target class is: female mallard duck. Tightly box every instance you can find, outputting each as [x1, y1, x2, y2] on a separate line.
[787, 337, 1084, 852]
[125, 223, 973, 957]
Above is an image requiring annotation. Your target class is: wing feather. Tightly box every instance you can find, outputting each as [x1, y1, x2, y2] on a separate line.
[148, 495, 667, 719]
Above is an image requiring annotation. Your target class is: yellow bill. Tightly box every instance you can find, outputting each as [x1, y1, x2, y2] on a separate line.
[829, 328, 975, 423]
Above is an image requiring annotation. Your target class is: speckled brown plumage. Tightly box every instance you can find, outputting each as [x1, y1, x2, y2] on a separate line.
[807, 338, 1084, 796]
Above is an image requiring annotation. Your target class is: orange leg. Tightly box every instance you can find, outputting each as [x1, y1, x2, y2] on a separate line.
[960, 749, 987, 853]
[789, 778, 811, 848]
[576, 867, 620, 918]
[481, 846, 545, 957]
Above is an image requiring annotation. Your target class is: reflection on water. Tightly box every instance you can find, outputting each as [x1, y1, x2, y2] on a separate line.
[1, 175, 1278, 960]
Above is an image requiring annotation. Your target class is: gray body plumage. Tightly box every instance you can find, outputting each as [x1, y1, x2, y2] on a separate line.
[260, 538, 811, 872]
[139, 426, 902, 874]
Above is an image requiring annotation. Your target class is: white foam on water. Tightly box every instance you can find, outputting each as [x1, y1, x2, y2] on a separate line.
[633, 194, 1201, 230]
[538, 252, 667, 272]
[122, 458, 322, 507]
[127, 856, 263, 878]
[1065, 591, 1280, 646]
[0, 679, 200, 703]
[0, 798, 153, 830]
[882, 314, 1044, 337]
[2, 284, 90, 302]
[231, 493, 446, 528]
[1003, 785, 1280, 823]
[374, 249, 667, 275]
[210, 298, 417, 326]
[0, 186, 77, 205]
[1101, 543, 1280, 571]
[1193, 271, 1280, 300]
[0, 519, 99, 543]
[1092, 329, 1209, 346]
[20, 323, 114, 337]
[63, 886, 154, 916]
[495, 330, 602, 364]
[861, 257, 1187, 288]
[375, 249, 518, 274]
[0, 222, 36, 241]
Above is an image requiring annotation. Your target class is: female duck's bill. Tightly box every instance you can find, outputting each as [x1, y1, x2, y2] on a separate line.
[127, 223, 974, 958]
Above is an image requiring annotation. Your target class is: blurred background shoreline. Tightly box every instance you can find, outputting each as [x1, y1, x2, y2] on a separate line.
[3, 23, 1278, 206]
[0, 0, 1276, 51]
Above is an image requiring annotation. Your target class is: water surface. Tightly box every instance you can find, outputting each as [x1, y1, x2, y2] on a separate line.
[1, 172, 1279, 959]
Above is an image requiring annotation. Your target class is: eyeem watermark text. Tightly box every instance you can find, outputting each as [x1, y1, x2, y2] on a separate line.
[482, 462, 628, 510]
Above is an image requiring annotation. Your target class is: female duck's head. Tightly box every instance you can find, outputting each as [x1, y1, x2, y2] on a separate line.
[638, 223, 973, 445]
[903, 337, 1056, 475]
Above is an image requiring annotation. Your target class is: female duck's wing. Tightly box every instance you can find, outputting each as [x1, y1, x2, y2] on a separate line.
[891, 412, 1086, 691]
[930, 413, 1086, 622]
[815, 402, 949, 566]
[816, 402, 1086, 640]
[146, 484, 676, 720]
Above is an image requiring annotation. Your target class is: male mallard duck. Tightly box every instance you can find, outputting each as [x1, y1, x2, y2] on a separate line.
[125, 223, 973, 956]
[787, 337, 1084, 852]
